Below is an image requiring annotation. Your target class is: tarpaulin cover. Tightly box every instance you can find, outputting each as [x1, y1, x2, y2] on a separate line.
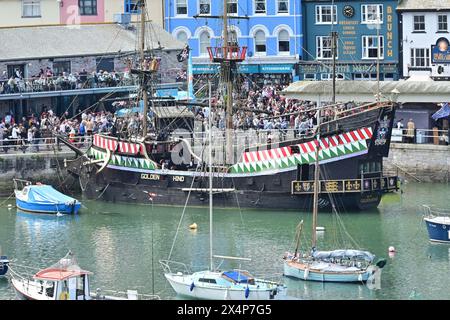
[312, 249, 375, 262]
[223, 271, 252, 283]
[25, 185, 78, 205]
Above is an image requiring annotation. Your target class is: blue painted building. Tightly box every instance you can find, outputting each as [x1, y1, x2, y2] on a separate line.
[300, 0, 399, 81]
[164, 0, 303, 85]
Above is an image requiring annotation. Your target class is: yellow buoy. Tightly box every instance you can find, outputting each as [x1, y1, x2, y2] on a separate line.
[189, 223, 198, 230]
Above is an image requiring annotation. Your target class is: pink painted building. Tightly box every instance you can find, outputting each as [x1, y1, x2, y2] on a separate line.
[60, 0, 105, 25]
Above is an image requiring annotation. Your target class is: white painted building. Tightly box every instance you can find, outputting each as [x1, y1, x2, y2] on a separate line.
[398, 0, 450, 80]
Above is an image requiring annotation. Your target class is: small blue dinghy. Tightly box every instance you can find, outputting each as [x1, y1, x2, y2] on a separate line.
[14, 179, 81, 215]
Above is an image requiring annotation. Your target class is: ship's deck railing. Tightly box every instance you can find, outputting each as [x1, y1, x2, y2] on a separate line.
[159, 259, 192, 275]
[7, 263, 48, 292]
[422, 205, 450, 217]
[392, 128, 449, 145]
[0, 136, 91, 155]
[0, 74, 139, 96]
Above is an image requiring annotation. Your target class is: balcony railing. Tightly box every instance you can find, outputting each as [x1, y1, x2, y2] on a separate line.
[207, 46, 247, 63]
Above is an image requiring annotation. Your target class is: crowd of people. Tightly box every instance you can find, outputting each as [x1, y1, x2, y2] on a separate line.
[193, 83, 319, 140]
[0, 67, 135, 95]
[0, 108, 119, 153]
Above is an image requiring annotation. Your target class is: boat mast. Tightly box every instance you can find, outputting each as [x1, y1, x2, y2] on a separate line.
[208, 80, 214, 271]
[311, 116, 321, 249]
[331, 0, 337, 104]
[294, 220, 304, 257]
[223, 0, 234, 165]
[376, 15, 381, 106]
[140, 0, 149, 137]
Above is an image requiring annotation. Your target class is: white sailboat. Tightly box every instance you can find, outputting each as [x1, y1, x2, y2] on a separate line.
[282, 116, 386, 282]
[160, 82, 285, 300]
[283, 5, 387, 283]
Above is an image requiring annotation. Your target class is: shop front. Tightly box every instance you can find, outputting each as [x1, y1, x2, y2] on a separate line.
[192, 63, 295, 86]
[298, 63, 399, 81]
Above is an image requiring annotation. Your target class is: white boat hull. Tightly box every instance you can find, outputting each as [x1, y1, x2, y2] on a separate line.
[164, 273, 279, 300]
[283, 261, 374, 283]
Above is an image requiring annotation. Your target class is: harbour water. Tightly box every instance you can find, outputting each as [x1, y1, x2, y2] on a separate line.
[0, 182, 449, 300]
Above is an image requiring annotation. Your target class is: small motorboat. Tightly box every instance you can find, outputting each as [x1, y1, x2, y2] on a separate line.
[0, 256, 9, 277]
[14, 179, 81, 215]
[9, 251, 160, 300]
[423, 205, 450, 243]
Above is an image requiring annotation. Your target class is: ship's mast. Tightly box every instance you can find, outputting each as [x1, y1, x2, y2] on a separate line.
[223, 0, 234, 165]
[376, 15, 381, 106]
[331, 31, 338, 104]
[311, 115, 320, 249]
[208, 80, 214, 271]
[139, 0, 149, 137]
[331, 1, 337, 104]
[200, 2, 248, 164]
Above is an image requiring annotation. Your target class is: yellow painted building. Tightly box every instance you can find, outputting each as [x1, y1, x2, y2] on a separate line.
[0, 0, 60, 27]
[0, 0, 164, 28]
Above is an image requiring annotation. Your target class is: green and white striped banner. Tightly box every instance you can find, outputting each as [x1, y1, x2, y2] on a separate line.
[88, 148, 157, 170]
[229, 139, 368, 174]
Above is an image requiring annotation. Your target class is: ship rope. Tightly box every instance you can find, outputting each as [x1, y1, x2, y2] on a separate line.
[320, 164, 361, 249]
[0, 191, 15, 208]
[167, 138, 208, 261]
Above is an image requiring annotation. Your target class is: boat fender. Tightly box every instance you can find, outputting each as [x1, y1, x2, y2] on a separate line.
[303, 268, 309, 280]
[358, 273, 363, 282]
[190, 282, 195, 292]
[245, 286, 250, 299]
[376, 258, 387, 269]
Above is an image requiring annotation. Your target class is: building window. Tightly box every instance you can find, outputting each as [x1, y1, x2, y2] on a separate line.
[227, 0, 237, 15]
[255, 30, 266, 55]
[315, 5, 337, 24]
[413, 16, 425, 32]
[79, 0, 97, 15]
[321, 73, 344, 81]
[22, 0, 41, 17]
[199, 31, 210, 56]
[410, 48, 430, 67]
[316, 36, 335, 59]
[361, 4, 383, 24]
[53, 61, 71, 76]
[199, 0, 210, 14]
[277, 0, 288, 14]
[255, 0, 266, 14]
[304, 74, 316, 81]
[438, 15, 448, 32]
[124, 0, 140, 13]
[362, 36, 384, 59]
[176, 31, 188, 43]
[176, 0, 187, 15]
[354, 73, 377, 81]
[228, 30, 238, 45]
[278, 30, 290, 54]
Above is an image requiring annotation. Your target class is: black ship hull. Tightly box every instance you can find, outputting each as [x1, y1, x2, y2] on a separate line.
[63, 104, 398, 212]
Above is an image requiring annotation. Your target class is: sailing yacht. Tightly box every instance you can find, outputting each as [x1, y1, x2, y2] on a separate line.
[283, 7, 388, 283]
[159, 83, 284, 300]
[282, 118, 386, 283]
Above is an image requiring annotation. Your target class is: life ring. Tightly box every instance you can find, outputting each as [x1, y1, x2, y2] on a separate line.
[443, 225, 447, 230]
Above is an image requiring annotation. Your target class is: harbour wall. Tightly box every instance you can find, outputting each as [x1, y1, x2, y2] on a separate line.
[384, 143, 450, 183]
[0, 151, 79, 196]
